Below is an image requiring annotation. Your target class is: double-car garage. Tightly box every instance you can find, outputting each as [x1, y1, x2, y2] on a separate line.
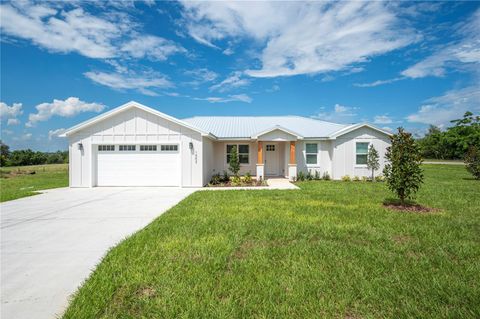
[96, 144, 180, 186]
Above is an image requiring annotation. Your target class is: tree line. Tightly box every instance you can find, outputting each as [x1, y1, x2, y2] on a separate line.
[0, 141, 68, 167]
[416, 111, 480, 160]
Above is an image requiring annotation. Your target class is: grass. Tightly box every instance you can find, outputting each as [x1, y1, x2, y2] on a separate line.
[0, 164, 68, 202]
[63, 164, 479, 318]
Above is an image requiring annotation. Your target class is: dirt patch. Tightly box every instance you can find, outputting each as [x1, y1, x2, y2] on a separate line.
[383, 202, 438, 213]
[135, 286, 156, 299]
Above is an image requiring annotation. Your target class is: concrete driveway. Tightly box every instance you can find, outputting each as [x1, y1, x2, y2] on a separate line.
[1, 187, 197, 319]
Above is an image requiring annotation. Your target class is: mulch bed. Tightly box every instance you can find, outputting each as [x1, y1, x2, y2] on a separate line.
[208, 181, 266, 187]
[383, 202, 438, 213]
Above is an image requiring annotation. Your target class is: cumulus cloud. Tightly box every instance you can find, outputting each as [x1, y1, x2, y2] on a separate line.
[406, 85, 480, 127]
[374, 115, 393, 124]
[84, 70, 172, 95]
[402, 9, 480, 79]
[312, 103, 359, 123]
[7, 118, 20, 126]
[0, 2, 185, 61]
[26, 97, 105, 127]
[209, 71, 250, 92]
[193, 94, 252, 103]
[180, 1, 417, 77]
[0, 102, 23, 119]
[48, 128, 67, 140]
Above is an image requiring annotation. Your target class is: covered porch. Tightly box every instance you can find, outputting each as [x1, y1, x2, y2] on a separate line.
[253, 126, 301, 181]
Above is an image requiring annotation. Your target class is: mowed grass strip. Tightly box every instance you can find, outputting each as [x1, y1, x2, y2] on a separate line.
[0, 164, 68, 202]
[64, 165, 479, 318]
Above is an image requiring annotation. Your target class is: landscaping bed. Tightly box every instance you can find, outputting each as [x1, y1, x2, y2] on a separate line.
[207, 172, 267, 187]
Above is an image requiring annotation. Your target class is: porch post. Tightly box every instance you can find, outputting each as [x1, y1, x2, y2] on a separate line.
[256, 141, 264, 180]
[288, 141, 297, 181]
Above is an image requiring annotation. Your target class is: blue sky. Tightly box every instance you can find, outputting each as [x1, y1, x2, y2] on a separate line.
[1, 1, 479, 151]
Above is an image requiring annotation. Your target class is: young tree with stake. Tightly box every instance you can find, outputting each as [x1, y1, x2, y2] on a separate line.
[228, 145, 240, 177]
[367, 144, 380, 181]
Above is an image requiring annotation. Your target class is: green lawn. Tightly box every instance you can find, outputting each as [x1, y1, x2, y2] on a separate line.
[63, 164, 479, 318]
[0, 164, 68, 202]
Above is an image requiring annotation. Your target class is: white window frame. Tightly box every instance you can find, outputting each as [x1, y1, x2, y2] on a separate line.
[355, 141, 369, 167]
[305, 142, 318, 166]
[226, 144, 250, 165]
[140, 145, 157, 151]
[160, 144, 179, 152]
[119, 145, 136, 151]
[98, 145, 115, 151]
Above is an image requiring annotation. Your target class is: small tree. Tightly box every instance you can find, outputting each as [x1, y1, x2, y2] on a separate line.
[367, 144, 380, 181]
[228, 145, 240, 177]
[0, 140, 10, 167]
[383, 128, 424, 204]
[465, 145, 480, 180]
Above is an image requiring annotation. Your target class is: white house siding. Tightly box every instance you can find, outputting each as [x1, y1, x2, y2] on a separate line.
[202, 137, 214, 185]
[296, 140, 333, 178]
[68, 107, 203, 187]
[332, 127, 390, 179]
[211, 141, 258, 176]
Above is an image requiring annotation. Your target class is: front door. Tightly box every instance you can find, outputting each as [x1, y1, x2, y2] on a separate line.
[265, 143, 279, 176]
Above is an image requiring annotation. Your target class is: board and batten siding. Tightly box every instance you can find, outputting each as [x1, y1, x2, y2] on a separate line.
[68, 107, 203, 187]
[332, 127, 390, 180]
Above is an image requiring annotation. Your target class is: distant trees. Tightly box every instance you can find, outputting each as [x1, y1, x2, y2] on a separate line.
[465, 146, 480, 180]
[417, 112, 480, 160]
[0, 141, 68, 167]
[383, 128, 424, 204]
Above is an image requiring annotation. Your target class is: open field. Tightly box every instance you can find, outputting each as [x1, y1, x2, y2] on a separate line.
[0, 164, 68, 202]
[63, 165, 480, 318]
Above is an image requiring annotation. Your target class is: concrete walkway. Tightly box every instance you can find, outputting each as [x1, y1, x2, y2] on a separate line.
[1, 187, 197, 319]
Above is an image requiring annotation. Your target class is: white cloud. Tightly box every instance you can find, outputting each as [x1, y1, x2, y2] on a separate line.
[312, 103, 359, 123]
[26, 97, 105, 127]
[0, 102, 23, 120]
[401, 9, 480, 79]
[180, 1, 417, 77]
[193, 94, 252, 103]
[354, 77, 404, 88]
[7, 118, 20, 126]
[120, 35, 186, 61]
[406, 85, 480, 127]
[0, 3, 184, 61]
[48, 128, 67, 140]
[13, 133, 32, 141]
[209, 71, 250, 92]
[184, 68, 219, 86]
[374, 115, 393, 124]
[84, 70, 172, 95]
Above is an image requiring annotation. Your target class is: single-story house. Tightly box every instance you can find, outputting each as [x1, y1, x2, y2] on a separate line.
[61, 101, 392, 187]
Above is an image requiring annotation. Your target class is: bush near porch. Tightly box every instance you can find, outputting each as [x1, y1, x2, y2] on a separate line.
[64, 164, 479, 318]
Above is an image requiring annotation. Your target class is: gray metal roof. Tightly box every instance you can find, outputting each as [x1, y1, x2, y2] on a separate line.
[182, 116, 349, 138]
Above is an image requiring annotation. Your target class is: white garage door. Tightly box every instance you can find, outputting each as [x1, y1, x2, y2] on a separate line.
[96, 144, 180, 186]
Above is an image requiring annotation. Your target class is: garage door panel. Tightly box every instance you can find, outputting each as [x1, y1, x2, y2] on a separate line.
[97, 151, 180, 186]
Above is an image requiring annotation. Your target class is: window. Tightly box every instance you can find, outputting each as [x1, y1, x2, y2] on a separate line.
[119, 145, 136, 151]
[306, 143, 318, 164]
[266, 145, 275, 151]
[356, 142, 369, 165]
[98, 145, 115, 151]
[161, 144, 178, 152]
[226, 144, 249, 164]
[140, 145, 157, 151]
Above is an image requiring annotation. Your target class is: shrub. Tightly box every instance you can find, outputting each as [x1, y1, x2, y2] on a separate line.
[244, 172, 252, 184]
[322, 172, 331, 180]
[361, 176, 368, 182]
[375, 175, 385, 182]
[353, 176, 361, 182]
[297, 171, 305, 181]
[222, 171, 229, 182]
[231, 175, 241, 186]
[383, 127, 424, 204]
[228, 145, 240, 177]
[465, 145, 480, 179]
[367, 144, 380, 181]
[342, 175, 351, 182]
[210, 173, 221, 185]
[306, 170, 314, 181]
